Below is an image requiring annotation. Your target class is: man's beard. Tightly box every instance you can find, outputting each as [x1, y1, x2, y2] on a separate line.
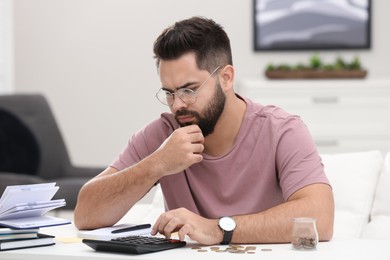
[175, 82, 226, 137]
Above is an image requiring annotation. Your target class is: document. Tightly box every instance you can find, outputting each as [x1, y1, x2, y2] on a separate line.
[0, 199, 66, 219]
[0, 183, 58, 212]
[0, 216, 70, 229]
[78, 224, 152, 240]
[0, 183, 70, 229]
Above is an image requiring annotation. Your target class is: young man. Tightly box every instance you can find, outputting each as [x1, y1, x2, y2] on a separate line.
[74, 16, 334, 245]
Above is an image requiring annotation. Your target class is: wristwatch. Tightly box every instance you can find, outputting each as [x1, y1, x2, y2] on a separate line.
[218, 216, 236, 245]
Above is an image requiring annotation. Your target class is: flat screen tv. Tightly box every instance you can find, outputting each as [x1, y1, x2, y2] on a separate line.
[253, 0, 371, 51]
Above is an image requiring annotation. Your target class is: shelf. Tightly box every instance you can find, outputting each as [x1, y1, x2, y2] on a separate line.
[237, 78, 390, 154]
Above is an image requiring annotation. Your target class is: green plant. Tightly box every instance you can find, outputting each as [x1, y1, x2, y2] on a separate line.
[266, 63, 275, 71]
[335, 56, 347, 70]
[295, 63, 308, 70]
[348, 57, 362, 70]
[266, 54, 364, 71]
[309, 53, 323, 69]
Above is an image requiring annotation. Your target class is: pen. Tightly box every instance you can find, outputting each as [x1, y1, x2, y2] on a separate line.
[111, 224, 152, 234]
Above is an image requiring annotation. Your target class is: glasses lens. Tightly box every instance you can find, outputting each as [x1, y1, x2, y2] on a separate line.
[177, 89, 196, 104]
[156, 89, 173, 105]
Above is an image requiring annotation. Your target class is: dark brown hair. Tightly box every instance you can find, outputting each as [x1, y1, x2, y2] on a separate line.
[153, 16, 233, 73]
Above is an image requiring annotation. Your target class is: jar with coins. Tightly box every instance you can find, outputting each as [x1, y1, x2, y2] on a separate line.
[291, 217, 318, 250]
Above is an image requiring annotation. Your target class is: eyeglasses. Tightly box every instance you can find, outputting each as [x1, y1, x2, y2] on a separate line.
[155, 66, 221, 106]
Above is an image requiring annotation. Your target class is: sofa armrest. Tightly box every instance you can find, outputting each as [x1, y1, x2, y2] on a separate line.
[0, 172, 45, 194]
[64, 166, 105, 179]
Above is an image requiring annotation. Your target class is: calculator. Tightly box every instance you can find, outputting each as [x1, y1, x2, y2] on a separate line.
[82, 235, 186, 254]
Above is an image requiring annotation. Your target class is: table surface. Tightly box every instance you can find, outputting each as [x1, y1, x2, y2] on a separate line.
[2, 223, 390, 260]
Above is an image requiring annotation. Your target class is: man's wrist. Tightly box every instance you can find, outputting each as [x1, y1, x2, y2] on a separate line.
[218, 216, 236, 245]
[141, 153, 166, 180]
[215, 220, 224, 244]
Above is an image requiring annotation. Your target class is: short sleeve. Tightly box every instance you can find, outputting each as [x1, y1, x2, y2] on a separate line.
[275, 116, 330, 200]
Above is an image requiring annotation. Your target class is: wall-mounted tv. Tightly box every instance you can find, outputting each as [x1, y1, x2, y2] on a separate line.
[253, 0, 371, 51]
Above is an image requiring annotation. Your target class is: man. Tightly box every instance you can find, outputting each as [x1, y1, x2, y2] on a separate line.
[74, 16, 334, 245]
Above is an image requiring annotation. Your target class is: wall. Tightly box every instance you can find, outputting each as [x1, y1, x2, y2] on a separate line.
[13, 0, 390, 167]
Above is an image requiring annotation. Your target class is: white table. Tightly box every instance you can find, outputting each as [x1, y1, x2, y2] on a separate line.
[2, 223, 390, 260]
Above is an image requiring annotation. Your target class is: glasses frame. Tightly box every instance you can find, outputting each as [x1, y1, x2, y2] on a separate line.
[155, 66, 221, 106]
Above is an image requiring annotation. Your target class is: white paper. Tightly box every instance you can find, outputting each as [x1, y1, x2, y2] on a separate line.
[0, 183, 69, 229]
[0, 199, 66, 217]
[0, 183, 59, 213]
[0, 216, 71, 229]
[78, 224, 152, 240]
[0, 201, 66, 220]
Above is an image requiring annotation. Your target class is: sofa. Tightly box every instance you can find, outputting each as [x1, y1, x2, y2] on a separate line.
[321, 150, 390, 240]
[0, 94, 105, 209]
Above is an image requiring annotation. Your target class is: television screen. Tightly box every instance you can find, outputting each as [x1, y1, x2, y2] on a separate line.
[253, 0, 371, 51]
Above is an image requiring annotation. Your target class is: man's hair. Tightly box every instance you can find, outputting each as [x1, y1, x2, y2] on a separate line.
[153, 16, 233, 73]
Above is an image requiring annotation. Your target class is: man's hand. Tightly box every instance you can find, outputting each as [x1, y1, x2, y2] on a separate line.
[151, 208, 222, 245]
[154, 125, 204, 176]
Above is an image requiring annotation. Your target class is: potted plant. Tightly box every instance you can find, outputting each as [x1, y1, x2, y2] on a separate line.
[265, 54, 367, 79]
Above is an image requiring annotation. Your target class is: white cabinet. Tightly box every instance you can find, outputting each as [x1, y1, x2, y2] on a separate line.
[237, 79, 390, 154]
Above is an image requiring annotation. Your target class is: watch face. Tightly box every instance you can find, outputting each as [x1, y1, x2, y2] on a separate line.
[219, 217, 236, 231]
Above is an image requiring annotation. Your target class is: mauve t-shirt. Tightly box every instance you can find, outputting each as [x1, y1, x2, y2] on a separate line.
[111, 97, 330, 218]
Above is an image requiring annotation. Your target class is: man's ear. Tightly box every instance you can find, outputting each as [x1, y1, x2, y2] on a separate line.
[220, 65, 234, 90]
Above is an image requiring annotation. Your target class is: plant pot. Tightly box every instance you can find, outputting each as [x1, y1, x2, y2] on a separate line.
[265, 69, 368, 79]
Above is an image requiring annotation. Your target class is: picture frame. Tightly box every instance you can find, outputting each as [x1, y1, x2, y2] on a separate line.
[253, 0, 371, 51]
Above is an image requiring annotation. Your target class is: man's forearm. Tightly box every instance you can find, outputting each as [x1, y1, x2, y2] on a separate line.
[74, 160, 161, 230]
[232, 184, 334, 244]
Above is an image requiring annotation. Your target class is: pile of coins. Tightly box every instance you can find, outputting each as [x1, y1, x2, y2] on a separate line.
[291, 217, 319, 250]
[192, 245, 272, 254]
[291, 237, 317, 250]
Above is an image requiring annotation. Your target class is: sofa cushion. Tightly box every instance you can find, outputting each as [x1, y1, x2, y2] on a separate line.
[371, 175, 390, 217]
[361, 152, 390, 239]
[320, 150, 383, 238]
[361, 215, 390, 240]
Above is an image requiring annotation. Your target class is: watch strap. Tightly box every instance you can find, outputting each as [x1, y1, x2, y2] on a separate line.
[220, 230, 233, 245]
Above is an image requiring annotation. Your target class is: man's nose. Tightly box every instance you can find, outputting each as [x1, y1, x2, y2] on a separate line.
[171, 95, 187, 111]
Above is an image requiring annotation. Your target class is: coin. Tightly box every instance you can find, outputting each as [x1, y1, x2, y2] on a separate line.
[245, 246, 257, 250]
[228, 249, 245, 254]
[193, 244, 257, 254]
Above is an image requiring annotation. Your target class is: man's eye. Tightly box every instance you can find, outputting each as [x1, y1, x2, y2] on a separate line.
[181, 88, 196, 94]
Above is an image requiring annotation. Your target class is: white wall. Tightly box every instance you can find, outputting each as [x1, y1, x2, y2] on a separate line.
[0, 0, 13, 93]
[13, 0, 390, 167]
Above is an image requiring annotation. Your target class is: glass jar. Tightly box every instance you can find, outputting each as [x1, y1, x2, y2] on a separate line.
[291, 217, 318, 250]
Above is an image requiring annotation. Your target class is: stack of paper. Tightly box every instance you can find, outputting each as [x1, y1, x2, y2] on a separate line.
[0, 183, 70, 229]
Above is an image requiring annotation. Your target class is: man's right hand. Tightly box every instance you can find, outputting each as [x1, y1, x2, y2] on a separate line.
[153, 125, 204, 176]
